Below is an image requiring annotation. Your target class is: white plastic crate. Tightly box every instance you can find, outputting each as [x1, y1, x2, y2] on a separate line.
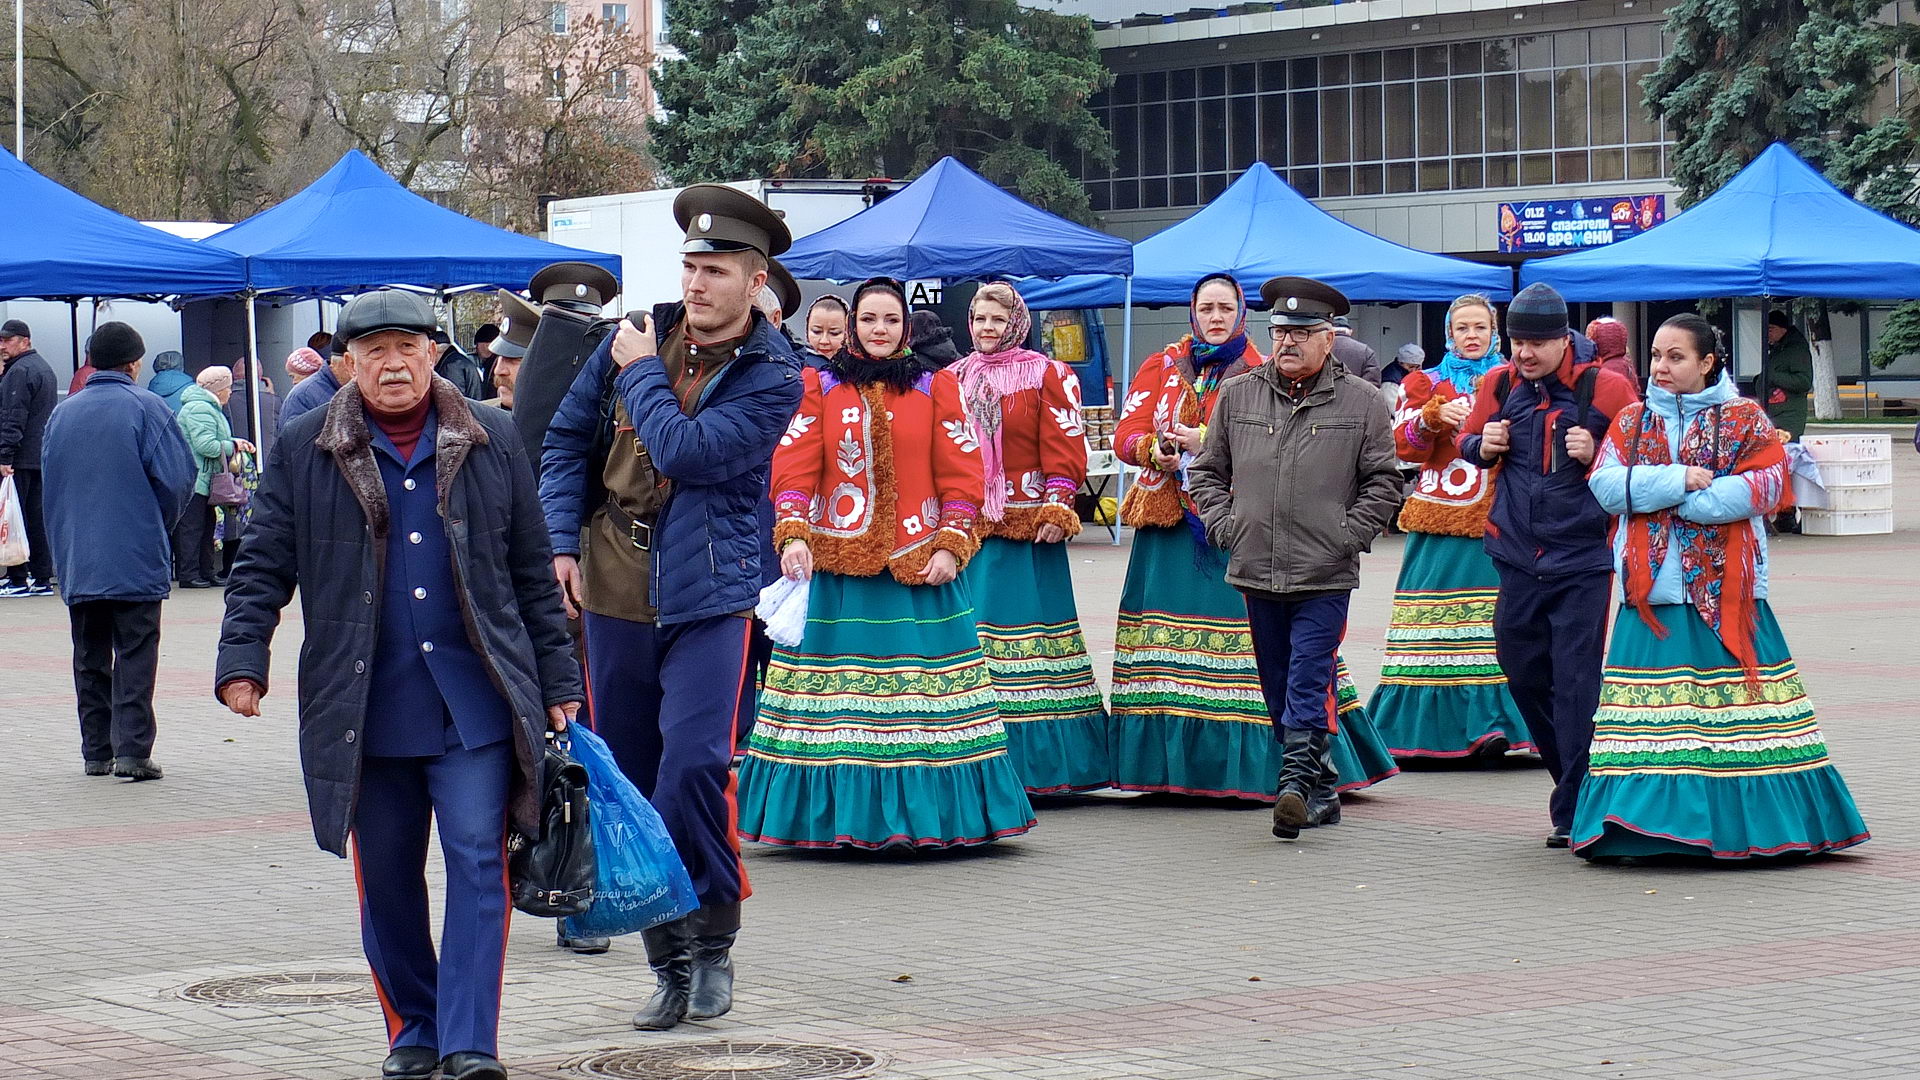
[1801, 507, 1894, 535]
[1801, 432, 1892, 462]
[1812, 458, 1893, 487]
[1818, 484, 1895, 512]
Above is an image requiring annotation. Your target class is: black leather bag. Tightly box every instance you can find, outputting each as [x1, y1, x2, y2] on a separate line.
[508, 731, 596, 918]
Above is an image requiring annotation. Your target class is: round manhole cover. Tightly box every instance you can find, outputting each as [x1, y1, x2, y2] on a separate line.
[177, 972, 378, 1007]
[570, 1043, 882, 1080]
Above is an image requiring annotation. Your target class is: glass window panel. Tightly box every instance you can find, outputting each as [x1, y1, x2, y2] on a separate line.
[1628, 146, 1661, 179]
[1261, 93, 1289, 164]
[1355, 164, 1385, 195]
[1321, 166, 1352, 197]
[1201, 172, 1229, 202]
[1111, 106, 1138, 178]
[1141, 103, 1168, 176]
[1554, 30, 1587, 66]
[1591, 25, 1625, 63]
[1521, 153, 1554, 185]
[1143, 70, 1167, 101]
[1418, 45, 1450, 79]
[1322, 54, 1350, 86]
[1555, 151, 1589, 183]
[1517, 35, 1550, 70]
[1200, 97, 1229, 171]
[1201, 65, 1227, 97]
[1487, 155, 1518, 187]
[1485, 73, 1517, 152]
[1169, 69, 1194, 100]
[1141, 177, 1169, 208]
[1231, 63, 1256, 96]
[1419, 160, 1450, 191]
[1626, 23, 1661, 61]
[1113, 179, 1139, 211]
[1453, 158, 1484, 189]
[1320, 88, 1351, 163]
[1387, 162, 1416, 193]
[1418, 80, 1449, 156]
[1260, 61, 1286, 92]
[1555, 67, 1588, 149]
[1590, 147, 1625, 181]
[1484, 37, 1516, 73]
[1355, 84, 1384, 160]
[1520, 69, 1553, 150]
[1385, 48, 1415, 80]
[1231, 96, 1259, 170]
[1114, 73, 1139, 105]
[1170, 100, 1198, 175]
[1354, 50, 1383, 82]
[1172, 175, 1198, 207]
[1590, 64, 1625, 144]
[1290, 57, 1318, 90]
[1452, 41, 1484, 75]
[1083, 134, 1111, 181]
[1385, 82, 1415, 158]
[1625, 62, 1660, 143]
[1453, 76, 1484, 154]
[1291, 91, 1320, 165]
[1088, 183, 1111, 212]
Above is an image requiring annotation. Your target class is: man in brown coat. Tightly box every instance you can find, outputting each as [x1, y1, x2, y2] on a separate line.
[1188, 276, 1402, 841]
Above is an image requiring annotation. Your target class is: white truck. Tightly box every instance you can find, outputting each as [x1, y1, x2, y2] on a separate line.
[544, 178, 903, 311]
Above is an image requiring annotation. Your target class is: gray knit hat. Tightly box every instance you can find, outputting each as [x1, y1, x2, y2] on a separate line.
[1506, 283, 1569, 340]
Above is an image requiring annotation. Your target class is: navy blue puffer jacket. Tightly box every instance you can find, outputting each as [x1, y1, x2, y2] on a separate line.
[539, 305, 801, 625]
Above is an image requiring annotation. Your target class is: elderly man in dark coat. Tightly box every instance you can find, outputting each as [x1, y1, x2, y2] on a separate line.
[216, 289, 582, 1080]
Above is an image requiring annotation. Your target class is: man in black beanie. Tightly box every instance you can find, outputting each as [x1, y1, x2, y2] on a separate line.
[1458, 283, 1638, 849]
[39, 322, 196, 779]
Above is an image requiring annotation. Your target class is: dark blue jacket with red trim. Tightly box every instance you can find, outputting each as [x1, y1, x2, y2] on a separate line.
[1458, 343, 1639, 579]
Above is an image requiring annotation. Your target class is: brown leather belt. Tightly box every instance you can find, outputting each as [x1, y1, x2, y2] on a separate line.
[602, 497, 656, 552]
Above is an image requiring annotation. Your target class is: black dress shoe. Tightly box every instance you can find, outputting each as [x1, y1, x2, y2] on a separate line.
[1545, 829, 1571, 849]
[83, 760, 113, 776]
[440, 1051, 507, 1080]
[555, 924, 610, 954]
[381, 1045, 439, 1079]
[113, 757, 163, 781]
[179, 579, 215, 590]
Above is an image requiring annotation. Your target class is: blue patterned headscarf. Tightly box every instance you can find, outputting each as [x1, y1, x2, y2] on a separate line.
[1434, 295, 1502, 392]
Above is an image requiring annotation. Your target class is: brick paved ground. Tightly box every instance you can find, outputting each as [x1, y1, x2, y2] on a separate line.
[2, 427, 1917, 1080]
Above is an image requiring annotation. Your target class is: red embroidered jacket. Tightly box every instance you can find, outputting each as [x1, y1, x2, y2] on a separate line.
[967, 360, 1089, 540]
[1394, 369, 1496, 538]
[772, 367, 984, 584]
[1112, 338, 1261, 528]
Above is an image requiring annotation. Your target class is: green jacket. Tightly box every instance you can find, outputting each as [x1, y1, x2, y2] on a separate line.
[1762, 327, 1813, 439]
[176, 383, 236, 496]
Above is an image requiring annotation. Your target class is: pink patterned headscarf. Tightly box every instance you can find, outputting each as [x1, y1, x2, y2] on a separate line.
[952, 283, 1053, 521]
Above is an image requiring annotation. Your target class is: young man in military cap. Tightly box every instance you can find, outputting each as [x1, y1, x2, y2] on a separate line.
[1457, 281, 1638, 849]
[480, 291, 540, 412]
[1188, 276, 1403, 841]
[539, 184, 802, 1030]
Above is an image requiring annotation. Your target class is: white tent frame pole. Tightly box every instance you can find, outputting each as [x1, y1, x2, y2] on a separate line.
[1112, 275, 1133, 546]
[243, 291, 264, 453]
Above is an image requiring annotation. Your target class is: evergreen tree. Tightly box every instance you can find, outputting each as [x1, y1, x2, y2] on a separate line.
[1645, 0, 1917, 408]
[650, 0, 1113, 220]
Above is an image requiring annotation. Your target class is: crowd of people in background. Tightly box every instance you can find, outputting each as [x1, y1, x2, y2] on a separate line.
[0, 181, 1877, 1080]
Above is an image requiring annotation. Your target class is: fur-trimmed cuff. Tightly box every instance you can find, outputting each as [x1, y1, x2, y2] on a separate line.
[1044, 477, 1078, 506]
[773, 517, 813, 549]
[1037, 502, 1082, 538]
[1121, 432, 1155, 468]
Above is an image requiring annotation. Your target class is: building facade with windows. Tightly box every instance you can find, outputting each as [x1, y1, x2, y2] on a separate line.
[1059, 0, 1920, 394]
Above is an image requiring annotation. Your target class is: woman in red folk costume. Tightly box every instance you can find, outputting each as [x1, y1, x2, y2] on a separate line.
[950, 283, 1109, 794]
[1367, 293, 1533, 760]
[734, 278, 1035, 850]
[1572, 314, 1867, 861]
[1105, 273, 1397, 802]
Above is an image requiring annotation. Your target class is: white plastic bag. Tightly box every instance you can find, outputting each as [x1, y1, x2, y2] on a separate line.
[0, 475, 28, 568]
[754, 574, 810, 648]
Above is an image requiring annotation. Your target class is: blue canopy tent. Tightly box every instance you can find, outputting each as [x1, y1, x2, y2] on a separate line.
[206, 150, 620, 297]
[0, 148, 249, 299]
[780, 156, 1134, 282]
[1016, 162, 1511, 309]
[1520, 142, 1920, 301]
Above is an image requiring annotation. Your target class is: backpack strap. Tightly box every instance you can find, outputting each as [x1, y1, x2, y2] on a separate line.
[1491, 369, 1512, 408]
[1573, 364, 1600, 422]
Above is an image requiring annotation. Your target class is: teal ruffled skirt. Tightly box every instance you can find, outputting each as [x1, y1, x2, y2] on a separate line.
[1572, 602, 1869, 861]
[736, 573, 1037, 850]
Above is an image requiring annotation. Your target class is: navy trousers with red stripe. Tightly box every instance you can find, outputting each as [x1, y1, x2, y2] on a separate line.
[1245, 592, 1352, 735]
[582, 611, 750, 907]
[352, 741, 511, 1057]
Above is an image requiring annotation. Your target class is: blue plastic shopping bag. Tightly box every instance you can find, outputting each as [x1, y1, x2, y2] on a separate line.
[558, 726, 698, 937]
